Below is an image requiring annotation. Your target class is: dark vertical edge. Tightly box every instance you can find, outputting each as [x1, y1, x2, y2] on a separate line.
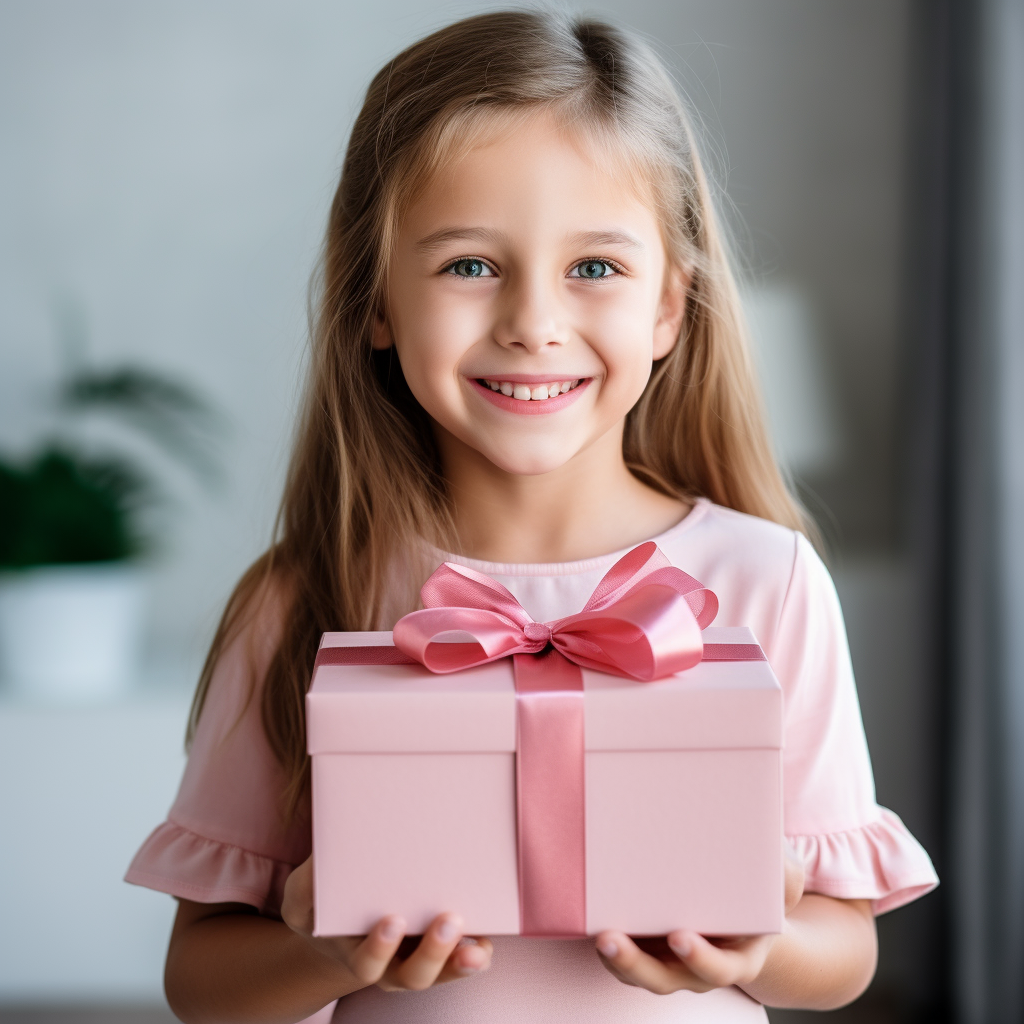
[899, 0, 960, 1018]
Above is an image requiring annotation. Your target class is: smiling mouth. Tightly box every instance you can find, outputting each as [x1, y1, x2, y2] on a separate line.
[477, 378, 584, 402]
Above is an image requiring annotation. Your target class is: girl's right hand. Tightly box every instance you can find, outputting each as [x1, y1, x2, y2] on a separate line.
[281, 856, 493, 992]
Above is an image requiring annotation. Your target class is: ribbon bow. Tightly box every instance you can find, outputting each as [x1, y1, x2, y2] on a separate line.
[393, 541, 718, 680]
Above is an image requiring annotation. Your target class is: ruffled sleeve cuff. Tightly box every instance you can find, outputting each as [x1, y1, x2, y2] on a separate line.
[789, 808, 939, 915]
[124, 821, 294, 917]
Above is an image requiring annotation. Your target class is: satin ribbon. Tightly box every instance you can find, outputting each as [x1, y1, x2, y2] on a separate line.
[392, 541, 717, 680]
[312, 639, 765, 668]
[313, 543, 762, 937]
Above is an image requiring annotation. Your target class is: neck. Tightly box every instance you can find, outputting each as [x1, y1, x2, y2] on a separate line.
[436, 425, 690, 564]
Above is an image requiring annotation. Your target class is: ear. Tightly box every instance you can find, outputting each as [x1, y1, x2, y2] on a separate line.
[371, 312, 393, 351]
[652, 264, 691, 361]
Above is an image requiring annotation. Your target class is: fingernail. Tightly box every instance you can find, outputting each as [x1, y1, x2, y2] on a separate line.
[437, 916, 459, 943]
[457, 944, 488, 974]
[380, 916, 404, 942]
[457, 936, 479, 947]
[668, 932, 692, 958]
[597, 938, 618, 958]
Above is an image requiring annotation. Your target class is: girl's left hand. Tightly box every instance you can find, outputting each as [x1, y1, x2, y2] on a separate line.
[596, 843, 806, 995]
[596, 928, 773, 994]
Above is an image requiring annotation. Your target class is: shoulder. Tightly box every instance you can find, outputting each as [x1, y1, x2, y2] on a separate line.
[194, 567, 294, 734]
[687, 499, 804, 564]
[224, 573, 293, 678]
[658, 500, 831, 648]
[662, 499, 807, 592]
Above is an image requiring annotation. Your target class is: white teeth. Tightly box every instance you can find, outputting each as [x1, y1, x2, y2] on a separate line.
[482, 378, 583, 400]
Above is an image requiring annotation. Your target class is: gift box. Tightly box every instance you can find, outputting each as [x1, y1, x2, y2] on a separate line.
[307, 546, 783, 939]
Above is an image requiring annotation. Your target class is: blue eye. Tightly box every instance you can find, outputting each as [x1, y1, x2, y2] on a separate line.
[448, 258, 492, 278]
[572, 259, 615, 279]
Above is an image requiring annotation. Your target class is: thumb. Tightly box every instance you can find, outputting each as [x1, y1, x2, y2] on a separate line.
[282, 855, 315, 936]
[783, 842, 805, 915]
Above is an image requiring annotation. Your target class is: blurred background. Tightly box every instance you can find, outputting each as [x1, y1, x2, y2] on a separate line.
[1, 1, 1022, 1021]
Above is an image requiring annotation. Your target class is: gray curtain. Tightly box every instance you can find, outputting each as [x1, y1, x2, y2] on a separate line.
[923, 0, 1024, 1019]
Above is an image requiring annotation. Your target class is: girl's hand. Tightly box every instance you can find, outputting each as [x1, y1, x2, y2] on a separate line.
[281, 856, 493, 991]
[595, 842, 806, 995]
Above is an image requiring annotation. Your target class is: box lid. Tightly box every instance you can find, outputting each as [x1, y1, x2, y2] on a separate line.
[306, 627, 781, 754]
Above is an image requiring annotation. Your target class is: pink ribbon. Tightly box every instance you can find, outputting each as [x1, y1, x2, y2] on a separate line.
[393, 541, 717, 679]
[387, 541, 720, 937]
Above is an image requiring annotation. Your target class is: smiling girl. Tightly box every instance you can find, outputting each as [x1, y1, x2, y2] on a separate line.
[126, 12, 937, 1023]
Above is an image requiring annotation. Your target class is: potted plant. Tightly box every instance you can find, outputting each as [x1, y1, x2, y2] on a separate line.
[0, 366, 222, 702]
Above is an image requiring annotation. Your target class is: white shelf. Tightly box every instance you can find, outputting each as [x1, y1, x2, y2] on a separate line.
[0, 674, 193, 1001]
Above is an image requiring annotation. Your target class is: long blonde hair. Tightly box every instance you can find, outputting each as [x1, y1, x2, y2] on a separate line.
[188, 10, 812, 812]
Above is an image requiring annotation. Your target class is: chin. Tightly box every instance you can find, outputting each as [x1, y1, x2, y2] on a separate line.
[479, 445, 580, 477]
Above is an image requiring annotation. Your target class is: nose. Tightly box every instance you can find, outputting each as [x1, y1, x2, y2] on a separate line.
[493, 271, 568, 354]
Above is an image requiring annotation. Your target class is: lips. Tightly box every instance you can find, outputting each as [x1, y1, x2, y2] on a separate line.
[467, 376, 591, 415]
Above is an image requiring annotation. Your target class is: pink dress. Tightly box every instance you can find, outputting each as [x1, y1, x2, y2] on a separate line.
[126, 499, 938, 1023]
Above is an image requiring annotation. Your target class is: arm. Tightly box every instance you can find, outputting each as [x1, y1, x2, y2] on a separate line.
[739, 893, 876, 1008]
[595, 851, 878, 1009]
[165, 858, 493, 1024]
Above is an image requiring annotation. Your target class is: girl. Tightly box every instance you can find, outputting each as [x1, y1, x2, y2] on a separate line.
[126, 11, 938, 1023]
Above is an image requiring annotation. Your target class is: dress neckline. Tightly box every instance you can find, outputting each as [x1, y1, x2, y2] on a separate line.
[435, 497, 710, 578]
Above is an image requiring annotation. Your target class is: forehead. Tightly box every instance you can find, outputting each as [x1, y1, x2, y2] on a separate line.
[398, 109, 663, 244]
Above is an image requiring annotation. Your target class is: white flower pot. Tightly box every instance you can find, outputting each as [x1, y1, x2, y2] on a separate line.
[0, 562, 145, 702]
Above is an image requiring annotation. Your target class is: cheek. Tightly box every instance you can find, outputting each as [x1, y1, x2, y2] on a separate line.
[393, 294, 467, 391]
[397, 285, 492, 376]
[581, 300, 657, 390]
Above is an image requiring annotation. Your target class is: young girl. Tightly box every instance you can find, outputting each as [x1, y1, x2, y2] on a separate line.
[126, 11, 938, 1023]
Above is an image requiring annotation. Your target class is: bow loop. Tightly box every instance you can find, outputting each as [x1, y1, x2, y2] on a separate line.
[579, 541, 670, 611]
[419, 561, 533, 627]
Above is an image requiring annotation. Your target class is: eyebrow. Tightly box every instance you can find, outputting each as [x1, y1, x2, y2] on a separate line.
[414, 227, 509, 255]
[566, 230, 645, 253]
[413, 227, 646, 256]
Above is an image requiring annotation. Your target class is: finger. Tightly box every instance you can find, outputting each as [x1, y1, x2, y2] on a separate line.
[595, 954, 643, 988]
[596, 931, 707, 996]
[433, 936, 494, 984]
[345, 915, 407, 986]
[388, 914, 464, 990]
[666, 930, 770, 988]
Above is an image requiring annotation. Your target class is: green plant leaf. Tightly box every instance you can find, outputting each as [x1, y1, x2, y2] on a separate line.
[60, 366, 227, 486]
[0, 448, 150, 567]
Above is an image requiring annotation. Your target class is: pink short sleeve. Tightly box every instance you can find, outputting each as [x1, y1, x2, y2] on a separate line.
[768, 534, 938, 914]
[125, 591, 310, 916]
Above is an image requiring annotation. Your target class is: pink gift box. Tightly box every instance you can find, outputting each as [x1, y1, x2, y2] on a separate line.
[307, 625, 783, 937]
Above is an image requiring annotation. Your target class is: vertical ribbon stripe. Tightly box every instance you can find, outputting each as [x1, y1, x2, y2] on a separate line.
[512, 650, 587, 938]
